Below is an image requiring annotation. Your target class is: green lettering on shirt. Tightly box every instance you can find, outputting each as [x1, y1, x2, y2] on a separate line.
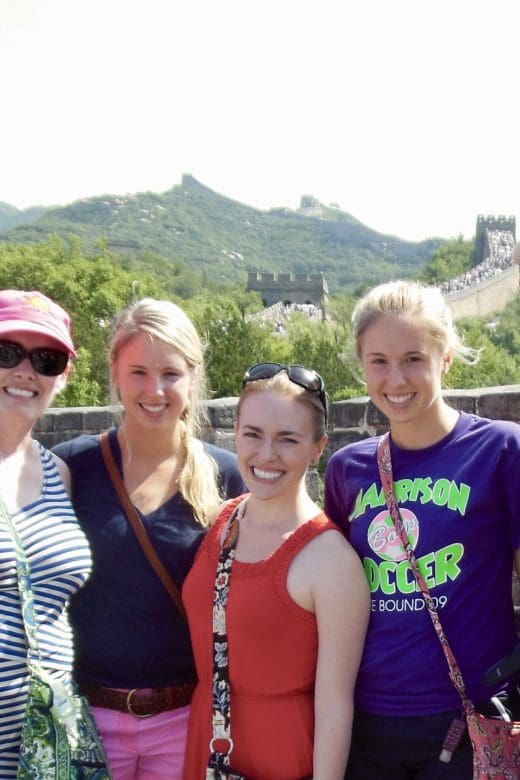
[363, 543, 464, 595]
[350, 477, 470, 521]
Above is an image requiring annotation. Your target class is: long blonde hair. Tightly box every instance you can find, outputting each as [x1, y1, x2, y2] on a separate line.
[109, 297, 221, 526]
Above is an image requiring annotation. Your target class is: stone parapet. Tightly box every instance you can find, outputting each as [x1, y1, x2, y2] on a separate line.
[36, 385, 520, 450]
[445, 265, 519, 320]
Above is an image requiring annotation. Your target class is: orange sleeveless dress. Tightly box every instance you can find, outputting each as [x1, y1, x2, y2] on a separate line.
[182, 497, 339, 780]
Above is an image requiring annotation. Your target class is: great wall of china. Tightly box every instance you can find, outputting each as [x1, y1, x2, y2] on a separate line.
[247, 214, 519, 322]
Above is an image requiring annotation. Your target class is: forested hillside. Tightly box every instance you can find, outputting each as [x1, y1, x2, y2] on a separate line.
[1, 236, 519, 409]
[0, 175, 442, 291]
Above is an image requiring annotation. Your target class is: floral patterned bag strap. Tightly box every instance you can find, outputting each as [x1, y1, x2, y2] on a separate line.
[377, 433, 474, 760]
[207, 497, 248, 777]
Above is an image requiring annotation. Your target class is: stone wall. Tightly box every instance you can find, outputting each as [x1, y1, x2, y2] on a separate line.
[35, 385, 520, 451]
[445, 264, 519, 320]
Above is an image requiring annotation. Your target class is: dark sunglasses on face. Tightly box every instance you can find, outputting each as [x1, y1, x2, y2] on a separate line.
[0, 340, 69, 377]
[242, 362, 328, 421]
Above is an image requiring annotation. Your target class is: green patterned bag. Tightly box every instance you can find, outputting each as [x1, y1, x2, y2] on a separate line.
[17, 662, 110, 779]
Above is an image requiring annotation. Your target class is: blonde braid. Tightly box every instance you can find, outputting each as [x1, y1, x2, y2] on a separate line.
[179, 421, 221, 527]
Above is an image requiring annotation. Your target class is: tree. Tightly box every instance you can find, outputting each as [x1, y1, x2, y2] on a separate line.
[445, 317, 520, 389]
[284, 314, 361, 400]
[185, 292, 288, 397]
[420, 236, 475, 284]
[490, 294, 520, 358]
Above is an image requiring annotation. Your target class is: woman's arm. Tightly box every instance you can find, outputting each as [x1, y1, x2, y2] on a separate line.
[310, 531, 370, 779]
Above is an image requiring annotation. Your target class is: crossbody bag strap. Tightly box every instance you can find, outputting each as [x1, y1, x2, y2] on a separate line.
[377, 433, 473, 762]
[99, 431, 187, 621]
[0, 494, 40, 655]
[376, 433, 472, 714]
[208, 498, 247, 772]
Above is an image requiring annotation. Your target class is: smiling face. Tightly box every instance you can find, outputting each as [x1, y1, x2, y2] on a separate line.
[0, 331, 68, 425]
[235, 388, 327, 505]
[359, 312, 452, 445]
[111, 332, 194, 437]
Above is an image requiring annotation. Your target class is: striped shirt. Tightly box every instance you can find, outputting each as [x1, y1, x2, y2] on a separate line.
[0, 445, 92, 777]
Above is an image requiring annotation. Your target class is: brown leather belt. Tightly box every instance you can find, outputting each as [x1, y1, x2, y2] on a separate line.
[81, 682, 196, 718]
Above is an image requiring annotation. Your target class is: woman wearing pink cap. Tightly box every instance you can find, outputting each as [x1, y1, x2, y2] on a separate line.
[0, 289, 93, 777]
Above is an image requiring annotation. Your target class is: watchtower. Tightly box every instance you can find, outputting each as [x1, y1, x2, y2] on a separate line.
[246, 272, 329, 308]
[475, 215, 516, 264]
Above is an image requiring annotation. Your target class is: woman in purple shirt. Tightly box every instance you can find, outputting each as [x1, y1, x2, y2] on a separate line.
[325, 280, 520, 779]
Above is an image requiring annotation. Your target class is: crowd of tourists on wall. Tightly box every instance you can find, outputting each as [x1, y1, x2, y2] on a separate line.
[439, 227, 516, 294]
[247, 300, 324, 333]
[1, 278, 520, 780]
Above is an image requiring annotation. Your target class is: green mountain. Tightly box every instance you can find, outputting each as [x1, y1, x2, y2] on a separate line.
[0, 175, 443, 291]
[0, 202, 46, 230]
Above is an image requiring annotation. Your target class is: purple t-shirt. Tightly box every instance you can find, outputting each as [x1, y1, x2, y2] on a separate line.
[324, 412, 520, 716]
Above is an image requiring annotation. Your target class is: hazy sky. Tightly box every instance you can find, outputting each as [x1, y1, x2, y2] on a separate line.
[1, 0, 518, 241]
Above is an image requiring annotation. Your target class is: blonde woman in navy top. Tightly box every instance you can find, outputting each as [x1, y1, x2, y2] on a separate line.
[0, 289, 92, 777]
[54, 298, 244, 780]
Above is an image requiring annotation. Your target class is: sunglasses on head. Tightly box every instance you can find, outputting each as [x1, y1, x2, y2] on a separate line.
[0, 340, 69, 377]
[242, 362, 328, 421]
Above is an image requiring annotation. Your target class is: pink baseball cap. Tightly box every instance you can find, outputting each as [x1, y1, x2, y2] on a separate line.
[0, 290, 76, 355]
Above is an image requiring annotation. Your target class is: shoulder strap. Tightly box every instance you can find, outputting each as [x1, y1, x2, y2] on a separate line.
[0, 495, 39, 654]
[215, 495, 247, 526]
[377, 433, 472, 714]
[99, 431, 187, 621]
[208, 497, 246, 770]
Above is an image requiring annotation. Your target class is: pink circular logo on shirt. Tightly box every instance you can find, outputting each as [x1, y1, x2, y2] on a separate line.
[367, 508, 419, 561]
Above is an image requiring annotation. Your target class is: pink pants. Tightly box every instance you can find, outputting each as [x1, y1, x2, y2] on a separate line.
[92, 704, 190, 780]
